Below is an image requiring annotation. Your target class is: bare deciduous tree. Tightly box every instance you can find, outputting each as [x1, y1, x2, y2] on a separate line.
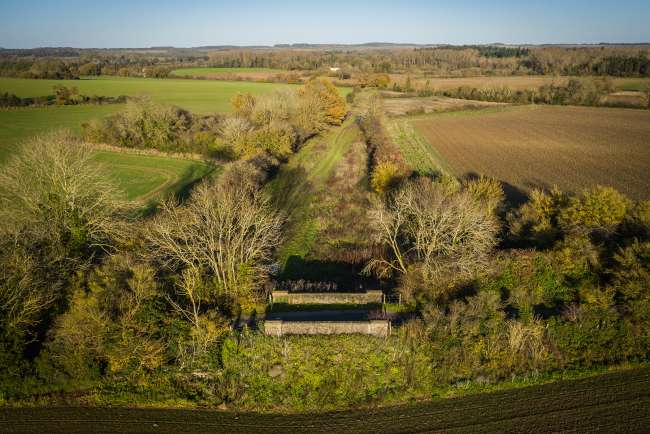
[166, 268, 229, 366]
[0, 132, 132, 252]
[365, 179, 499, 283]
[146, 177, 283, 301]
[0, 249, 54, 334]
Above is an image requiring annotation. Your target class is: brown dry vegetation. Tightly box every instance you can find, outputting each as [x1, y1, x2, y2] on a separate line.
[381, 95, 505, 116]
[411, 106, 650, 200]
[315, 131, 375, 263]
[601, 91, 648, 107]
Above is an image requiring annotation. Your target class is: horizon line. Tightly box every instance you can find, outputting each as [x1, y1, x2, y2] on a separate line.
[2, 41, 650, 50]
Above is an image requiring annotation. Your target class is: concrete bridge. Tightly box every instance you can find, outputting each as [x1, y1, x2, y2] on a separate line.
[264, 290, 391, 337]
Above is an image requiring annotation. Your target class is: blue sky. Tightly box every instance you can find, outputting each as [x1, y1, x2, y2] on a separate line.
[1, 0, 649, 48]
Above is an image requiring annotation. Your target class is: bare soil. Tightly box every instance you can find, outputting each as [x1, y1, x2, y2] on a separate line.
[2, 367, 648, 433]
[412, 106, 650, 199]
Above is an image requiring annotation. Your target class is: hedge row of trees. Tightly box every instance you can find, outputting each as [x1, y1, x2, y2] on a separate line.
[440, 77, 648, 107]
[224, 79, 346, 160]
[82, 79, 347, 159]
[1, 86, 127, 108]
[83, 98, 222, 154]
[0, 52, 197, 79]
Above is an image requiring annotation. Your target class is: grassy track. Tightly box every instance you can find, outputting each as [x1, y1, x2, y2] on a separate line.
[409, 105, 650, 200]
[1, 367, 648, 433]
[269, 120, 359, 267]
[0, 77, 296, 114]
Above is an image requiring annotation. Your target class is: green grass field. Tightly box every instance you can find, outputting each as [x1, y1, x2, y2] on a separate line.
[0, 106, 215, 202]
[614, 79, 650, 91]
[91, 151, 215, 201]
[1, 367, 647, 433]
[0, 105, 124, 162]
[171, 67, 279, 77]
[386, 116, 451, 177]
[0, 76, 292, 200]
[0, 76, 296, 114]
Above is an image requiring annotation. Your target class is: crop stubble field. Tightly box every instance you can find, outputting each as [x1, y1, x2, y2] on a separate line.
[411, 106, 650, 200]
[0, 367, 648, 433]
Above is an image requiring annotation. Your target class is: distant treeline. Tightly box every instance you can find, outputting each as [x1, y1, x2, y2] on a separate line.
[1, 46, 649, 79]
[203, 46, 650, 77]
[0, 58, 177, 79]
[432, 45, 530, 58]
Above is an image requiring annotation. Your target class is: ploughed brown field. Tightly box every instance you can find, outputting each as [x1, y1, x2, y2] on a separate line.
[411, 106, 650, 200]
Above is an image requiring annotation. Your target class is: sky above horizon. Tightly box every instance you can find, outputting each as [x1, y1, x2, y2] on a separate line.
[1, 0, 649, 48]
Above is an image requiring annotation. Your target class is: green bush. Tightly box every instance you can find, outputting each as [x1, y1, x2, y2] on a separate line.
[559, 186, 630, 233]
[83, 98, 220, 154]
[245, 121, 296, 160]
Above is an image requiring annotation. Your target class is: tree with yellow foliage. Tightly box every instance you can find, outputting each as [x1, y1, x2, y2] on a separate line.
[559, 186, 631, 233]
[371, 162, 402, 193]
[231, 92, 256, 118]
[300, 78, 347, 126]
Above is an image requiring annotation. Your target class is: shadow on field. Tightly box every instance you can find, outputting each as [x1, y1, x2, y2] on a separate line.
[268, 166, 311, 214]
[172, 164, 216, 202]
[140, 163, 216, 217]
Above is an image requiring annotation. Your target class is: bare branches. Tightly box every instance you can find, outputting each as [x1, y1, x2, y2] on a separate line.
[0, 132, 133, 252]
[146, 176, 284, 301]
[0, 133, 133, 343]
[366, 179, 500, 284]
[0, 250, 55, 334]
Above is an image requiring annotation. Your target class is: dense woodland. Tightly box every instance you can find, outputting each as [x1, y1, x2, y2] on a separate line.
[1, 45, 649, 79]
[1, 76, 649, 410]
